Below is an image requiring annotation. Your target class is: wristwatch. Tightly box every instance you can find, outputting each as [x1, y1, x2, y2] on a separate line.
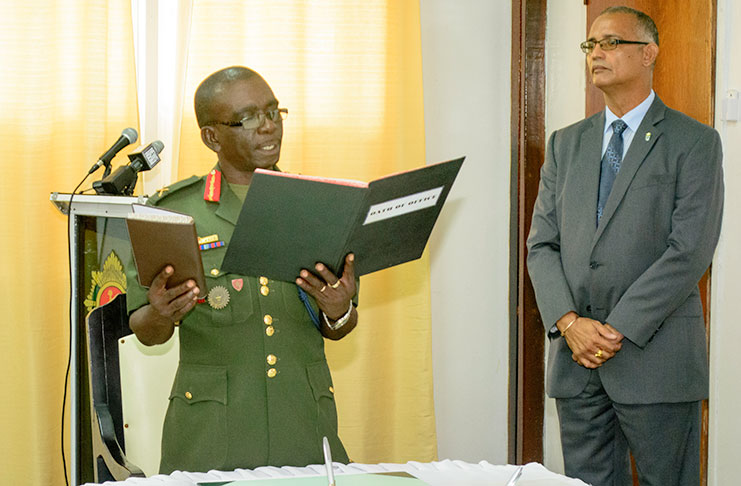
[322, 301, 354, 331]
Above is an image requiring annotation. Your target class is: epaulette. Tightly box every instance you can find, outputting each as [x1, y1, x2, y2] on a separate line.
[147, 175, 201, 205]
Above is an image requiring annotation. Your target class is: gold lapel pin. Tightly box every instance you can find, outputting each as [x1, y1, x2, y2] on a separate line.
[645, 132, 652, 141]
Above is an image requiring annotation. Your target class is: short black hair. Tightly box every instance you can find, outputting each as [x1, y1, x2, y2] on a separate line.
[194, 66, 259, 128]
[600, 6, 659, 46]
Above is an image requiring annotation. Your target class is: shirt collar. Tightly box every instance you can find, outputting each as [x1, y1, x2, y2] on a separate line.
[604, 90, 655, 134]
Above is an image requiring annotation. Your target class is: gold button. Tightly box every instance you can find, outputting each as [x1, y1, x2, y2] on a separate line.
[260, 285, 269, 296]
[210, 268, 219, 276]
[264, 314, 273, 325]
[329, 386, 334, 394]
[266, 326, 275, 337]
[267, 354, 277, 365]
[259, 276, 268, 285]
[267, 368, 277, 378]
[185, 391, 193, 400]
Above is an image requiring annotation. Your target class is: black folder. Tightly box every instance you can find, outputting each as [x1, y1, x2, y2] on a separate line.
[221, 157, 464, 281]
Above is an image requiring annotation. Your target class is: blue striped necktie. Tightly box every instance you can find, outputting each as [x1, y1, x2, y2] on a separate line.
[597, 119, 628, 225]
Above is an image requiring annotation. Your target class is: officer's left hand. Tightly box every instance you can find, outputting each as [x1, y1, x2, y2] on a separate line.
[296, 253, 356, 319]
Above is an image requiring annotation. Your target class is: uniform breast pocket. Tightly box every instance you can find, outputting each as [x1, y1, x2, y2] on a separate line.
[199, 250, 254, 326]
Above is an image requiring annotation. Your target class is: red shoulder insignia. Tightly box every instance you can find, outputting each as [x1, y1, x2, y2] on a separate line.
[204, 169, 222, 202]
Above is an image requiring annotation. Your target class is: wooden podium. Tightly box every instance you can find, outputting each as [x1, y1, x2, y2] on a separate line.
[50, 193, 145, 486]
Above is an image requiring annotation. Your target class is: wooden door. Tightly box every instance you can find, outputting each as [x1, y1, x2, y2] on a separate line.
[511, 0, 547, 465]
[585, 2, 717, 485]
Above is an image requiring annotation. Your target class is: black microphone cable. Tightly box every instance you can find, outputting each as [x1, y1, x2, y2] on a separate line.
[61, 169, 94, 486]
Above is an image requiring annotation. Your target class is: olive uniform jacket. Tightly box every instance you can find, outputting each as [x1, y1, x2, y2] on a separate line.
[125, 166, 350, 474]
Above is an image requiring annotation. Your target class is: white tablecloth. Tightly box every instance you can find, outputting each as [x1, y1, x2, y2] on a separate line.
[84, 460, 588, 486]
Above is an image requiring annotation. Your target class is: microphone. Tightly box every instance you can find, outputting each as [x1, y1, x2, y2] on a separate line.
[87, 127, 138, 174]
[93, 140, 164, 195]
[127, 140, 164, 172]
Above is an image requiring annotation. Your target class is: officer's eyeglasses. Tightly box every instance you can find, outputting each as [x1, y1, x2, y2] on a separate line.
[215, 108, 288, 130]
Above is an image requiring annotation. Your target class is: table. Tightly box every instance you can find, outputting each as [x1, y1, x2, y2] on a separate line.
[83, 460, 588, 486]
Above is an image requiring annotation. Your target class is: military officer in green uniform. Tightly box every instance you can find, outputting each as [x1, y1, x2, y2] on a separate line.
[126, 66, 358, 474]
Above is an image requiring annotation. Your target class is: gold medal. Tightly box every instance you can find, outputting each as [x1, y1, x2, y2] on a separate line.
[207, 285, 230, 309]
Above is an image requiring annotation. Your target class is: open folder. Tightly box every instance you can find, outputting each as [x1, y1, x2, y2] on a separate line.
[221, 157, 465, 281]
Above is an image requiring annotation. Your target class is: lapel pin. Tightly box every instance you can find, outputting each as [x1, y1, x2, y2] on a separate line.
[645, 132, 651, 141]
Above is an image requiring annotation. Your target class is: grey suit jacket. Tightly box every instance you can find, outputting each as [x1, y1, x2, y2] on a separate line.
[526, 96, 724, 404]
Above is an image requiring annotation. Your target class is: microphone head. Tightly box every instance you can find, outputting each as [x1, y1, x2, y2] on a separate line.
[122, 127, 138, 144]
[128, 140, 164, 171]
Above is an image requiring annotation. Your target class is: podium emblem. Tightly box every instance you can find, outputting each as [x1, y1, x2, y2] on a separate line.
[84, 251, 127, 313]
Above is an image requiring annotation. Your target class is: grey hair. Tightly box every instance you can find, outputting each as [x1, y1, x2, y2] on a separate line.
[600, 6, 659, 46]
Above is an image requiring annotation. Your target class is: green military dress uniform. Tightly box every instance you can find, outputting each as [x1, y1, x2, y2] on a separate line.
[125, 165, 349, 474]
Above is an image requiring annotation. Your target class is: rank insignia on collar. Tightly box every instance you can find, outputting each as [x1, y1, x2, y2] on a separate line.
[645, 132, 652, 141]
[204, 169, 222, 202]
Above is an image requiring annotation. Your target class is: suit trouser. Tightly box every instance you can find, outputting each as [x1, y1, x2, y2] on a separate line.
[556, 370, 701, 486]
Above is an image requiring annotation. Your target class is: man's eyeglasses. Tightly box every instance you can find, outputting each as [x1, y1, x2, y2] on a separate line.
[215, 108, 288, 130]
[580, 37, 649, 54]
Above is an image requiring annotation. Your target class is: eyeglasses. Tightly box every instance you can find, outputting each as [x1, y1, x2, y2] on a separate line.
[215, 108, 288, 130]
[580, 37, 649, 54]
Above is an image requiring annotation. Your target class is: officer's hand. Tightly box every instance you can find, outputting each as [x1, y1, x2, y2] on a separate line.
[296, 253, 357, 319]
[130, 265, 200, 346]
[147, 265, 200, 323]
[564, 317, 622, 368]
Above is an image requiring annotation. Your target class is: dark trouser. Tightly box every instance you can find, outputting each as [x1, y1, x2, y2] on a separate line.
[556, 370, 701, 486]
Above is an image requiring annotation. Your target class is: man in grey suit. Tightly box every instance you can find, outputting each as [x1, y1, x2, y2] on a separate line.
[527, 6, 723, 486]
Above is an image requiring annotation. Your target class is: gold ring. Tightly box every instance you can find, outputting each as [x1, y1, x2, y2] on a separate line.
[320, 285, 327, 292]
[595, 349, 603, 359]
[330, 280, 341, 289]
